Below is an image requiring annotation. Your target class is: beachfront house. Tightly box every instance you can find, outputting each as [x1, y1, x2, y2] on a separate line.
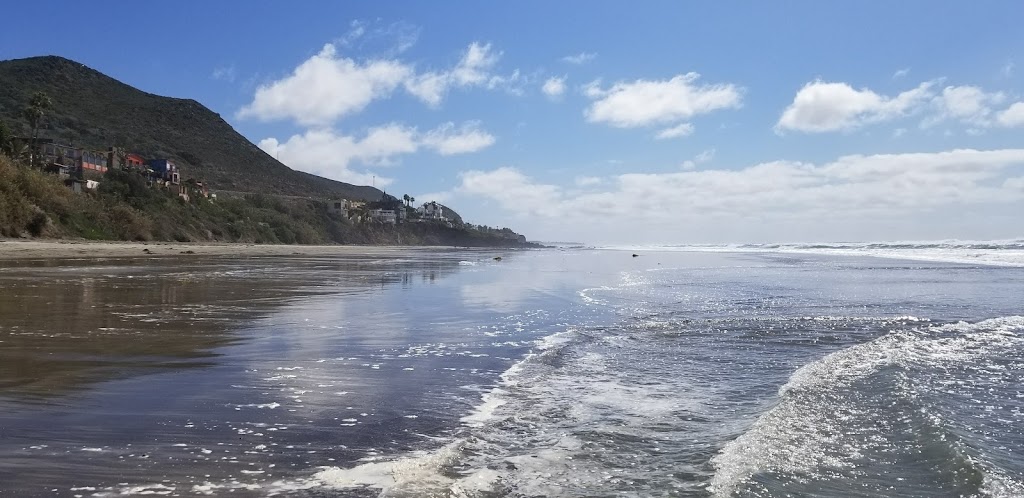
[417, 201, 448, 222]
[108, 147, 147, 171]
[369, 208, 397, 225]
[328, 199, 351, 216]
[148, 159, 180, 185]
[35, 140, 109, 178]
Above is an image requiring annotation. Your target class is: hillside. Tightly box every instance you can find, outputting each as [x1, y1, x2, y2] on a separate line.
[0, 55, 383, 201]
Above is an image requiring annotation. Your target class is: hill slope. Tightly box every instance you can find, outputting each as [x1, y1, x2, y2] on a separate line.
[0, 56, 383, 201]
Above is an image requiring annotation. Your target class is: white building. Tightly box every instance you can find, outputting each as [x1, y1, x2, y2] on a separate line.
[370, 208, 397, 224]
[417, 201, 448, 222]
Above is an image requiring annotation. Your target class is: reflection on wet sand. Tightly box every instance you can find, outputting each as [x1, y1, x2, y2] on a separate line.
[0, 249, 550, 496]
[0, 254, 465, 400]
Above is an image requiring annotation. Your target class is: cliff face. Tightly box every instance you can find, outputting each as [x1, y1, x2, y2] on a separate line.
[0, 55, 382, 201]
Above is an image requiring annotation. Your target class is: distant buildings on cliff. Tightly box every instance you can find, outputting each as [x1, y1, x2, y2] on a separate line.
[25, 137, 210, 201]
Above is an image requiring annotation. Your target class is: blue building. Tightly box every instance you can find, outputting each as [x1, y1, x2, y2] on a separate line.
[148, 159, 180, 184]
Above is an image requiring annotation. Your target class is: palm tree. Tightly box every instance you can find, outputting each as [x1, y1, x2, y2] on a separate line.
[403, 194, 410, 206]
[22, 92, 52, 168]
[409, 196, 415, 207]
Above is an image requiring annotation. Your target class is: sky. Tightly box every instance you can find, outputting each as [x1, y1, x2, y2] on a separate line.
[2, 1, 1023, 244]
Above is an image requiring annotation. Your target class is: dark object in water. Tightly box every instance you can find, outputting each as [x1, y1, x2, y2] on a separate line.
[632, 253, 639, 257]
[180, 250, 195, 254]
[142, 248, 152, 253]
[493, 256, 502, 261]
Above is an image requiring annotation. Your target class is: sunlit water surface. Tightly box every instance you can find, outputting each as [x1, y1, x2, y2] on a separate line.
[1, 248, 1022, 497]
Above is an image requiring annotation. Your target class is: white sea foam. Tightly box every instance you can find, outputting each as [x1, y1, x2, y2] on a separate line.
[605, 239, 1024, 267]
[709, 316, 1024, 497]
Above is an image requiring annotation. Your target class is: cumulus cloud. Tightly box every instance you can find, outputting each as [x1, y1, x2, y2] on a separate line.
[584, 73, 742, 129]
[655, 123, 695, 140]
[778, 79, 1023, 133]
[997, 102, 1024, 127]
[449, 149, 1024, 243]
[923, 85, 1005, 128]
[237, 44, 411, 125]
[421, 122, 496, 155]
[457, 168, 562, 216]
[776, 80, 934, 133]
[258, 121, 495, 185]
[542, 76, 567, 99]
[239, 41, 511, 124]
[562, 52, 597, 65]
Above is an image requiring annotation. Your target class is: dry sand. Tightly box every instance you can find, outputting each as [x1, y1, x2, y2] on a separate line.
[0, 239, 470, 260]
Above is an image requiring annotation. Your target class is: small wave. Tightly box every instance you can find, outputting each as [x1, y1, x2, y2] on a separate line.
[709, 316, 1024, 497]
[601, 239, 1024, 267]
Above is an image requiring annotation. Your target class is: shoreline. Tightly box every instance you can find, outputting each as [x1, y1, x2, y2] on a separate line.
[0, 239, 511, 260]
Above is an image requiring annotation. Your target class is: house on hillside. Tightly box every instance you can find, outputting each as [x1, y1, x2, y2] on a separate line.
[108, 147, 146, 171]
[148, 159, 180, 185]
[417, 201, 448, 222]
[369, 208, 397, 224]
[328, 199, 351, 216]
[35, 140, 109, 178]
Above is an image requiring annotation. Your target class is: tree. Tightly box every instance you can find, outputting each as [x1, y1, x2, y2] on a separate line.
[403, 194, 410, 206]
[409, 196, 415, 207]
[0, 120, 12, 157]
[22, 92, 53, 168]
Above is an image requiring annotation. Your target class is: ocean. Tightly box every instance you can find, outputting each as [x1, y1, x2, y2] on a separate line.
[1, 243, 1023, 497]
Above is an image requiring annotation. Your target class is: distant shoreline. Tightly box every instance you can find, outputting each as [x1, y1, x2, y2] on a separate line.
[0, 239, 517, 260]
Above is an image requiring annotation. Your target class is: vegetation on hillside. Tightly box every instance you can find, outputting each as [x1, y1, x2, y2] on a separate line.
[0, 56, 382, 201]
[0, 56, 536, 248]
[0, 154, 535, 247]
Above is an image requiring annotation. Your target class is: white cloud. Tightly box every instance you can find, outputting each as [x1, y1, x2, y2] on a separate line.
[585, 73, 742, 129]
[237, 44, 411, 125]
[681, 148, 716, 169]
[211, 64, 236, 82]
[414, 191, 452, 204]
[258, 121, 495, 185]
[575, 176, 604, 187]
[680, 148, 715, 170]
[923, 85, 1005, 128]
[447, 149, 1024, 243]
[1003, 61, 1015, 78]
[655, 123, 695, 140]
[694, 149, 716, 163]
[452, 42, 500, 86]
[457, 167, 562, 217]
[997, 102, 1024, 127]
[893, 68, 910, 79]
[337, 20, 421, 55]
[562, 52, 597, 65]
[239, 41, 512, 124]
[421, 122, 496, 155]
[893, 127, 908, 138]
[776, 80, 935, 133]
[581, 79, 605, 98]
[542, 76, 567, 99]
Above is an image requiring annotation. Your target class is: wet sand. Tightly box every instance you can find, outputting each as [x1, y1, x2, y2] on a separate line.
[0, 239, 446, 260]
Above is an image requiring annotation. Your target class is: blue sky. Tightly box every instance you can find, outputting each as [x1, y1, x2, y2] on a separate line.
[2, 1, 1023, 244]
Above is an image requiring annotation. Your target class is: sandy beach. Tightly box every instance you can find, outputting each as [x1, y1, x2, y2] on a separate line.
[0, 238, 463, 260]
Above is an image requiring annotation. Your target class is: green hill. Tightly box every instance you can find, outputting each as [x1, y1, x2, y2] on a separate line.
[0, 55, 382, 201]
[0, 55, 536, 248]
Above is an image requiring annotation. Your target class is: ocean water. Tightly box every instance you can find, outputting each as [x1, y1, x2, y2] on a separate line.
[1, 246, 1023, 497]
